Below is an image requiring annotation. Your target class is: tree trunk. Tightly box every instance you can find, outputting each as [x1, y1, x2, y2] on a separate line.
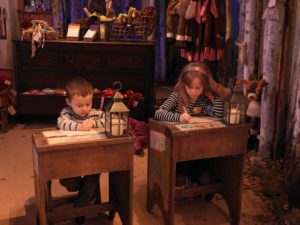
[259, 1, 286, 159]
[285, 0, 300, 207]
[243, 0, 257, 80]
[236, 0, 246, 79]
[273, 0, 290, 160]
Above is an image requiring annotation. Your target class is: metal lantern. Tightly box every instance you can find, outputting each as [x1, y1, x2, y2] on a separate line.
[223, 84, 247, 125]
[105, 81, 129, 138]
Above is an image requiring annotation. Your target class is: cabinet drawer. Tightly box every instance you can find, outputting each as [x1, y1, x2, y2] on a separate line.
[21, 51, 60, 68]
[17, 95, 103, 116]
[63, 53, 106, 70]
[107, 54, 146, 70]
[19, 71, 78, 90]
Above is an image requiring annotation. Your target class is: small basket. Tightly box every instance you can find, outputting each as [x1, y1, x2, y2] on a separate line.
[110, 6, 156, 41]
[18, 9, 54, 29]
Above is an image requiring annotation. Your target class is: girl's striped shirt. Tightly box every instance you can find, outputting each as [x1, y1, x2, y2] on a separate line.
[154, 91, 223, 122]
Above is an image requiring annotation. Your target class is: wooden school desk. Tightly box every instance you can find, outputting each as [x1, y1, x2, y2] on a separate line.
[147, 119, 250, 225]
[32, 129, 134, 225]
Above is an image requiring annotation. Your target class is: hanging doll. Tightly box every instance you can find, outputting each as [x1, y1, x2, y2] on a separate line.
[166, 0, 193, 48]
[238, 78, 268, 149]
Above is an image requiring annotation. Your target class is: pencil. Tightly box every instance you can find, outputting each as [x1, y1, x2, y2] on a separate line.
[183, 106, 188, 114]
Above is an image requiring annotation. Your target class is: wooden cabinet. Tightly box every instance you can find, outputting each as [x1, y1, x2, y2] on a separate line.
[13, 40, 155, 120]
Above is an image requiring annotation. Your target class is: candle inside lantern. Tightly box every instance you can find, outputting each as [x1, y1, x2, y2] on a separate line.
[230, 108, 240, 124]
[99, 23, 106, 40]
[111, 118, 124, 136]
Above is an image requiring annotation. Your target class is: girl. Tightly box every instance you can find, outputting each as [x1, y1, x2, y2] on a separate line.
[154, 62, 230, 123]
[154, 62, 230, 191]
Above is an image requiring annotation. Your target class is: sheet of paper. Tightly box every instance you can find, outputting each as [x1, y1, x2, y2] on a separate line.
[42, 128, 104, 138]
[47, 133, 107, 145]
[175, 121, 225, 131]
[150, 130, 166, 152]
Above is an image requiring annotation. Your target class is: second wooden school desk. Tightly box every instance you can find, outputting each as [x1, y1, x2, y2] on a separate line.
[32, 129, 134, 225]
[147, 119, 249, 225]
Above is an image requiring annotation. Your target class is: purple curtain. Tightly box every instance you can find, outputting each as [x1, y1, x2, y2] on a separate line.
[70, 0, 89, 22]
[113, 0, 142, 15]
[68, 0, 142, 22]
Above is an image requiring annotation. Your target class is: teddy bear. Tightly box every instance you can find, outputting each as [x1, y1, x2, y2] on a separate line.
[238, 78, 268, 149]
[0, 72, 16, 109]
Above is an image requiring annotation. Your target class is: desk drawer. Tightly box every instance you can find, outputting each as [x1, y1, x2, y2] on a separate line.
[38, 143, 133, 180]
[175, 129, 248, 161]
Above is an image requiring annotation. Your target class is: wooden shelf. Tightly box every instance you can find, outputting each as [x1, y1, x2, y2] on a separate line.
[13, 40, 155, 120]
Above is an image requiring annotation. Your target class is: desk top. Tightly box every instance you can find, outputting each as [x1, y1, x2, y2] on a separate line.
[149, 118, 250, 137]
[32, 128, 134, 153]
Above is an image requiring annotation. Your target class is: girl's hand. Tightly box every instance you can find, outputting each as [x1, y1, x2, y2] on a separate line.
[179, 112, 192, 123]
[205, 91, 215, 102]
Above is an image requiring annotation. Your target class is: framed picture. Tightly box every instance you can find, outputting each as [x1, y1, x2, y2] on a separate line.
[66, 23, 80, 41]
[83, 29, 97, 42]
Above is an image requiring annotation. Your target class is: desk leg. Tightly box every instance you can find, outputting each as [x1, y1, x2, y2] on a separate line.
[109, 170, 132, 225]
[147, 144, 174, 225]
[34, 174, 48, 225]
[217, 155, 245, 225]
[166, 160, 176, 225]
[34, 170, 40, 225]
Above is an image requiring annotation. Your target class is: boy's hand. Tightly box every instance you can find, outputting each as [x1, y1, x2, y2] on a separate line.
[78, 119, 94, 131]
[179, 112, 192, 123]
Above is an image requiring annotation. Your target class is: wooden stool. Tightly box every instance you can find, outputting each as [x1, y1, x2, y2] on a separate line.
[0, 107, 8, 132]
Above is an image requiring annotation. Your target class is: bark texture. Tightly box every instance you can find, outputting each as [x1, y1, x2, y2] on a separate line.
[243, 0, 257, 80]
[285, 0, 300, 207]
[236, 0, 246, 78]
[259, 1, 286, 159]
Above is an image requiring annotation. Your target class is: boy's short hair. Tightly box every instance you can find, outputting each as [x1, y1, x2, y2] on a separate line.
[65, 77, 93, 100]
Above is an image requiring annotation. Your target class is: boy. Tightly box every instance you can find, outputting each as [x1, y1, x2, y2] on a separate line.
[57, 76, 104, 225]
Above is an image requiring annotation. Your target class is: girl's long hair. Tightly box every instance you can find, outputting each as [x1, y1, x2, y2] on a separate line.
[175, 62, 213, 108]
